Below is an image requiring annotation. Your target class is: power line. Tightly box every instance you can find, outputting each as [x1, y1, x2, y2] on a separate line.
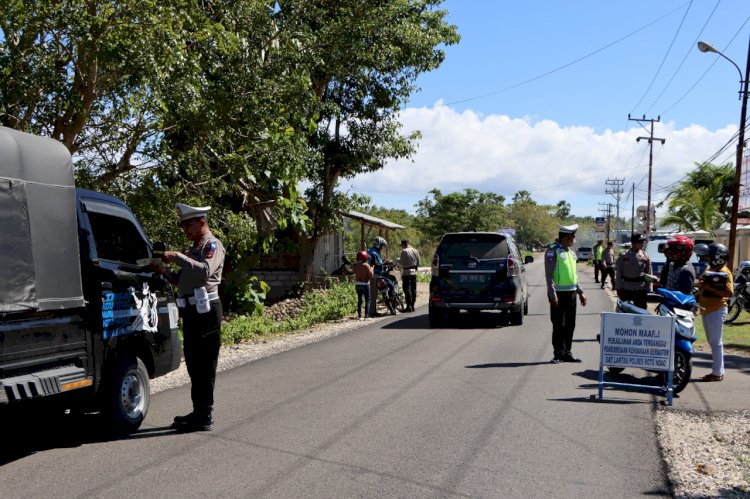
[643, 0, 721, 115]
[445, 3, 691, 106]
[630, 0, 695, 113]
[658, 13, 750, 116]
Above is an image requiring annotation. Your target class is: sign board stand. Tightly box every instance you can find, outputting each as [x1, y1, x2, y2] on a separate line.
[596, 312, 676, 405]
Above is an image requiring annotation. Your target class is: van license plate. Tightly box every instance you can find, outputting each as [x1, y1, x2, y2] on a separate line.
[460, 274, 485, 283]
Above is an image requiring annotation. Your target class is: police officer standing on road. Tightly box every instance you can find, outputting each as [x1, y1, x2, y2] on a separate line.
[593, 240, 603, 283]
[545, 224, 587, 363]
[601, 241, 616, 289]
[160, 203, 225, 432]
[615, 233, 652, 310]
[399, 239, 420, 312]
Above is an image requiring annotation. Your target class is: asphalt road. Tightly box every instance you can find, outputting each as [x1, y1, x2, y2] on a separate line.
[0, 261, 671, 498]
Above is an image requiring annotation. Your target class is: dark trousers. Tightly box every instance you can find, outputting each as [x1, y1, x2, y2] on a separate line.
[181, 300, 222, 417]
[601, 265, 615, 286]
[618, 289, 648, 310]
[551, 291, 577, 356]
[402, 275, 417, 308]
[593, 260, 602, 282]
[356, 283, 370, 317]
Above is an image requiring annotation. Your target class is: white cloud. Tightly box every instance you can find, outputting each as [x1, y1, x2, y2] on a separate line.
[343, 105, 737, 217]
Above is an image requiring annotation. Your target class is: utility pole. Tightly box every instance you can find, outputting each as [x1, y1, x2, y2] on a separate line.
[631, 182, 636, 235]
[629, 115, 665, 236]
[598, 202, 613, 242]
[606, 178, 624, 241]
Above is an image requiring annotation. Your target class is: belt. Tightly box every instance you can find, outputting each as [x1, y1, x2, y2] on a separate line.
[622, 276, 645, 282]
[176, 291, 220, 308]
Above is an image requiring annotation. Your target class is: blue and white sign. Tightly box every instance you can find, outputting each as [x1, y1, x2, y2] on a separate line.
[600, 312, 674, 370]
[597, 312, 676, 405]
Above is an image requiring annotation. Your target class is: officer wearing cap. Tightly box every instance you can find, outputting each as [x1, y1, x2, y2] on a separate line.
[615, 233, 652, 310]
[159, 203, 226, 432]
[544, 224, 587, 363]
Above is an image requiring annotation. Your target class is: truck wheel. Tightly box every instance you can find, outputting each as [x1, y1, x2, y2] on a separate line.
[106, 356, 150, 434]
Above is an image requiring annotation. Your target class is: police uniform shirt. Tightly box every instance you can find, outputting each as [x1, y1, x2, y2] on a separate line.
[544, 242, 581, 300]
[399, 246, 420, 276]
[615, 248, 651, 291]
[173, 231, 226, 296]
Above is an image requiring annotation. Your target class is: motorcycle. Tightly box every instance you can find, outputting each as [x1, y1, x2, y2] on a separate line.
[725, 272, 750, 324]
[331, 255, 354, 277]
[376, 261, 406, 315]
[609, 287, 697, 394]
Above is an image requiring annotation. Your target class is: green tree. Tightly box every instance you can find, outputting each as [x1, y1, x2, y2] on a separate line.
[415, 189, 508, 241]
[555, 200, 571, 220]
[507, 198, 558, 249]
[660, 162, 734, 232]
[283, 0, 460, 278]
[512, 190, 532, 203]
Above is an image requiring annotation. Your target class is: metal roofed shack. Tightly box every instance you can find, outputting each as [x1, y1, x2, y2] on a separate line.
[344, 210, 405, 260]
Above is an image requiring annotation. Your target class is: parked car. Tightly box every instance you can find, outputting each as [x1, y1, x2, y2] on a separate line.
[429, 232, 533, 327]
[575, 246, 594, 261]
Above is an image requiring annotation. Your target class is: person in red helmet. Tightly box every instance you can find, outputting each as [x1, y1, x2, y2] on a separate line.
[353, 250, 374, 320]
[659, 235, 696, 294]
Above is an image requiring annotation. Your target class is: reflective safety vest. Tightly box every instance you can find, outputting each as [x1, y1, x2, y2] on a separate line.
[595, 245, 603, 260]
[553, 245, 578, 291]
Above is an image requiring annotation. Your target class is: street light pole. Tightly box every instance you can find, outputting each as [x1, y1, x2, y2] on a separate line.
[698, 37, 750, 270]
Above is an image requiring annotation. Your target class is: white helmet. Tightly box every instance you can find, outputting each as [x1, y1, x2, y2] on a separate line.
[373, 236, 388, 249]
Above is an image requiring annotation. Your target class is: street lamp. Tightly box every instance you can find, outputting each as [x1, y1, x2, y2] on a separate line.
[697, 38, 750, 269]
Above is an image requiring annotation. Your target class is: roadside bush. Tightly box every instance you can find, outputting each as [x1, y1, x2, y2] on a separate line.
[220, 280, 358, 345]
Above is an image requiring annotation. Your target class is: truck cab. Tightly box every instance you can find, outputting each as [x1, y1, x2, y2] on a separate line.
[0, 126, 180, 433]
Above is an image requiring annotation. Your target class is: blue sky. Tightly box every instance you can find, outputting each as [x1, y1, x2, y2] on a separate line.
[343, 0, 750, 224]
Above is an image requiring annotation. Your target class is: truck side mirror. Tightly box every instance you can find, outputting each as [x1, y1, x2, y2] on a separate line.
[524, 255, 534, 264]
[657, 243, 666, 254]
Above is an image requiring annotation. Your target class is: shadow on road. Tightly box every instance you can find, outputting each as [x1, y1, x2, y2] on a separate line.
[380, 311, 520, 330]
[691, 351, 750, 376]
[465, 361, 555, 368]
[0, 406, 176, 466]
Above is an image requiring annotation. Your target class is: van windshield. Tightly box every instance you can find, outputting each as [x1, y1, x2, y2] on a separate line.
[438, 234, 509, 261]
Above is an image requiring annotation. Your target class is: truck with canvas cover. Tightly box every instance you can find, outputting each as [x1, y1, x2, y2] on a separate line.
[0, 126, 180, 433]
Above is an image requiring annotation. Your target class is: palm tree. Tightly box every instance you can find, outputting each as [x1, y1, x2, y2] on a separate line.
[660, 179, 725, 233]
[660, 162, 733, 233]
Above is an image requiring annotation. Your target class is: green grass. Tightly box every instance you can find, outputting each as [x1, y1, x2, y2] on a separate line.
[694, 313, 750, 355]
[221, 280, 358, 345]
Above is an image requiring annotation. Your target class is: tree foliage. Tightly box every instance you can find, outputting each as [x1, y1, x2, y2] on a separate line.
[660, 162, 734, 232]
[415, 189, 509, 241]
[0, 0, 458, 309]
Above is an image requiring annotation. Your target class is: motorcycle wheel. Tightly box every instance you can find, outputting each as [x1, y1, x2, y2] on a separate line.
[661, 350, 691, 394]
[725, 300, 741, 324]
[385, 296, 396, 315]
[394, 294, 407, 313]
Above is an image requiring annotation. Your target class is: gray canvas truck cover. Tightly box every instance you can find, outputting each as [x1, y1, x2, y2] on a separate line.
[0, 126, 84, 313]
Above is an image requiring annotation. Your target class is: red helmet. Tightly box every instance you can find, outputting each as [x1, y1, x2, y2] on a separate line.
[356, 250, 369, 263]
[665, 235, 694, 262]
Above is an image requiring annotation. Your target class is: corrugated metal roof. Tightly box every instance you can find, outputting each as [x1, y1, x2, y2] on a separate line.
[344, 210, 405, 230]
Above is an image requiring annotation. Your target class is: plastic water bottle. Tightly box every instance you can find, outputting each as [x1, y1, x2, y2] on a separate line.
[194, 287, 210, 314]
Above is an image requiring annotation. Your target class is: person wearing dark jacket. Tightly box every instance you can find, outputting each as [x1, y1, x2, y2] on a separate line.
[658, 235, 695, 294]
